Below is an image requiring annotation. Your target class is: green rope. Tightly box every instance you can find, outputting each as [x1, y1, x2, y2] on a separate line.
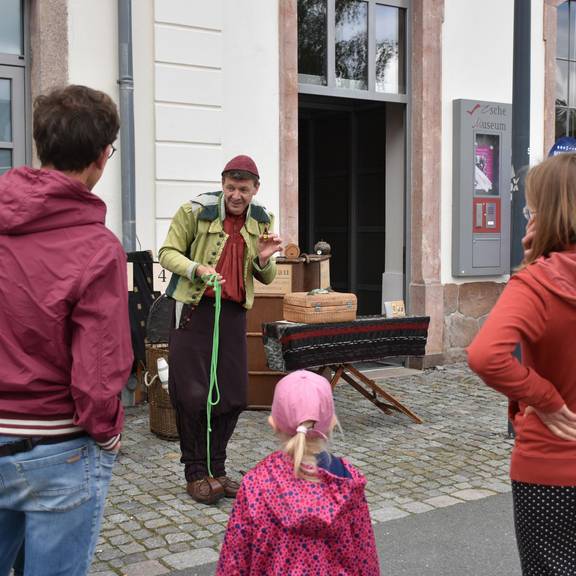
[203, 273, 222, 478]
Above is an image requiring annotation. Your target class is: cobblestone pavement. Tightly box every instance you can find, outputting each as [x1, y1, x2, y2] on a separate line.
[90, 363, 514, 575]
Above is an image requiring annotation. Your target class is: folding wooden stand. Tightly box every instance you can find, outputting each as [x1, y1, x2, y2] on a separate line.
[322, 363, 423, 424]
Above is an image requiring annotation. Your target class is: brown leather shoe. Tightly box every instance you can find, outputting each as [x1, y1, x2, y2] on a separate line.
[186, 477, 225, 505]
[215, 476, 240, 498]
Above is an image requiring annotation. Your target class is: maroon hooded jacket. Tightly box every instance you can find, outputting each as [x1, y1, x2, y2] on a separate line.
[468, 249, 576, 486]
[0, 166, 132, 448]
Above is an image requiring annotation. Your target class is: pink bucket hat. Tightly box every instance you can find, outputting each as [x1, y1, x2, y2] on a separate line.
[271, 370, 334, 439]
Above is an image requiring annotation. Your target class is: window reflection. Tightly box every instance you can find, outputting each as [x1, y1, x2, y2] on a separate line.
[375, 5, 406, 94]
[0, 0, 23, 56]
[558, 2, 570, 59]
[571, 2, 576, 60]
[297, 0, 407, 98]
[0, 79, 12, 142]
[557, 1, 576, 138]
[335, 0, 368, 90]
[569, 109, 576, 138]
[570, 62, 576, 106]
[556, 107, 568, 140]
[0, 149, 11, 175]
[298, 0, 328, 86]
[557, 60, 569, 105]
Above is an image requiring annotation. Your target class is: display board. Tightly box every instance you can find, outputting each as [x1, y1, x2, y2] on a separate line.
[452, 99, 512, 276]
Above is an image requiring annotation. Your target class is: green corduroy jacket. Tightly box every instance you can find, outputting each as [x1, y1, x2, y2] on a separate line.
[158, 191, 277, 309]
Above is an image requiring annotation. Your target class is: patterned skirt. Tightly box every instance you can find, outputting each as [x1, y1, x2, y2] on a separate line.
[512, 480, 576, 575]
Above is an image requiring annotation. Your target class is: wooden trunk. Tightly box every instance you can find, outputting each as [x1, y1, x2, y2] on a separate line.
[246, 256, 330, 408]
[246, 295, 285, 408]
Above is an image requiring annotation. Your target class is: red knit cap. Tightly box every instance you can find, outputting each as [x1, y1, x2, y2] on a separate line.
[222, 155, 260, 179]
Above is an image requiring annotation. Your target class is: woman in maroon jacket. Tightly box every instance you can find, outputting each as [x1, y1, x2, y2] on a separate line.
[468, 153, 576, 575]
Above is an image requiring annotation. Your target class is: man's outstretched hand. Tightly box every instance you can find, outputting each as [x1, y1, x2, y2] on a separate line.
[257, 233, 283, 268]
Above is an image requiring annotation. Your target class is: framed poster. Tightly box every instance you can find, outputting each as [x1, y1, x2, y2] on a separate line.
[474, 134, 500, 196]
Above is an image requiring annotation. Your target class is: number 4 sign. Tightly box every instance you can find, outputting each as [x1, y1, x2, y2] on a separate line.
[153, 262, 173, 294]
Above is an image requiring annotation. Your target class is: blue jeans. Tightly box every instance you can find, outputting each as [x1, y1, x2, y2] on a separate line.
[0, 435, 117, 576]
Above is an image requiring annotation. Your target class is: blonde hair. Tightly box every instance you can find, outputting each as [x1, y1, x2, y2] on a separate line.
[522, 153, 576, 267]
[278, 420, 329, 482]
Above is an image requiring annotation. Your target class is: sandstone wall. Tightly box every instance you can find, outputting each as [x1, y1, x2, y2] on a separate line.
[442, 282, 506, 364]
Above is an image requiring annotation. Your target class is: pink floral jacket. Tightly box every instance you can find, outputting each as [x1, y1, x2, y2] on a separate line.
[216, 451, 380, 575]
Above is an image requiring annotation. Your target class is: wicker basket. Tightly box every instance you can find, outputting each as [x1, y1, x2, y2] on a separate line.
[283, 291, 357, 323]
[145, 344, 179, 440]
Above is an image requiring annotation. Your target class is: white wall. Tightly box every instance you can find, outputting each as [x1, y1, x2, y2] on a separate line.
[66, 0, 281, 255]
[67, 0, 122, 238]
[68, 0, 157, 251]
[133, 0, 156, 253]
[441, 0, 515, 284]
[153, 0, 280, 254]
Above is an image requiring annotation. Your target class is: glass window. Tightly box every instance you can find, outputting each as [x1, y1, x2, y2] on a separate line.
[375, 5, 406, 94]
[335, 0, 368, 90]
[557, 107, 569, 140]
[556, 2, 576, 138]
[474, 134, 500, 197]
[298, 0, 328, 86]
[297, 0, 408, 99]
[571, 2, 576, 60]
[0, 149, 11, 175]
[568, 108, 576, 138]
[558, 2, 570, 59]
[0, 0, 23, 56]
[570, 62, 576, 106]
[0, 78, 11, 142]
[557, 60, 569, 105]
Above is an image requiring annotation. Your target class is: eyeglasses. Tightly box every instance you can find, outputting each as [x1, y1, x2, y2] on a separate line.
[522, 206, 536, 221]
[108, 145, 117, 159]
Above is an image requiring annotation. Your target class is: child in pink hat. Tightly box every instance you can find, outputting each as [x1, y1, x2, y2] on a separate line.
[216, 370, 380, 575]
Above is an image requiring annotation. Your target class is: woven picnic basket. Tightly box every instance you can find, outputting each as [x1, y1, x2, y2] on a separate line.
[145, 343, 179, 440]
[283, 290, 357, 323]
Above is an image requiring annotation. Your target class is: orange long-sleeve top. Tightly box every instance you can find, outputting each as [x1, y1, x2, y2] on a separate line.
[467, 249, 576, 486]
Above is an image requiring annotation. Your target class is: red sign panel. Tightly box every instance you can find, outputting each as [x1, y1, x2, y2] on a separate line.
[473, 197, 501, 233]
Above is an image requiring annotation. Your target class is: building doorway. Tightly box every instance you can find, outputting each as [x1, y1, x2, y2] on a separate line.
[298, 94, 405, 315]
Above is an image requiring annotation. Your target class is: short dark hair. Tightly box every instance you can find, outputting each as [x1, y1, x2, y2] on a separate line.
[222, 170, 259, 185]
[33, 85, 120, 172]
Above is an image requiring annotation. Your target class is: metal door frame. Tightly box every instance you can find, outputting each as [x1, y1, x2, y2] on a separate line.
[0, 65, 26, 170]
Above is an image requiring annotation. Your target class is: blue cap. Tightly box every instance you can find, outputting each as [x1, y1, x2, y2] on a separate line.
[548, 137, 576, 157]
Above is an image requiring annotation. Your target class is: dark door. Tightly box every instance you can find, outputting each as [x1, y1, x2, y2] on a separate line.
[299, 96, 387, 315]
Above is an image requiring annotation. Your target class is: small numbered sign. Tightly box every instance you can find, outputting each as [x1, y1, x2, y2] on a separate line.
[153, 262, 173, 294]
[383, 300, 406, 318]
[254, 264, 292, 295]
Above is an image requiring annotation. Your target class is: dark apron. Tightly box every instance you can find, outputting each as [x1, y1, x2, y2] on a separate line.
[168, 297, 247, 416]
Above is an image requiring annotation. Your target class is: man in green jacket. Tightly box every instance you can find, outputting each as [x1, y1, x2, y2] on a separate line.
[159, 155, 282, 504]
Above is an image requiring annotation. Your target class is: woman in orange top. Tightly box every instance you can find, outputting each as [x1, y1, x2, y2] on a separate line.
[468, 153, 576, 575]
